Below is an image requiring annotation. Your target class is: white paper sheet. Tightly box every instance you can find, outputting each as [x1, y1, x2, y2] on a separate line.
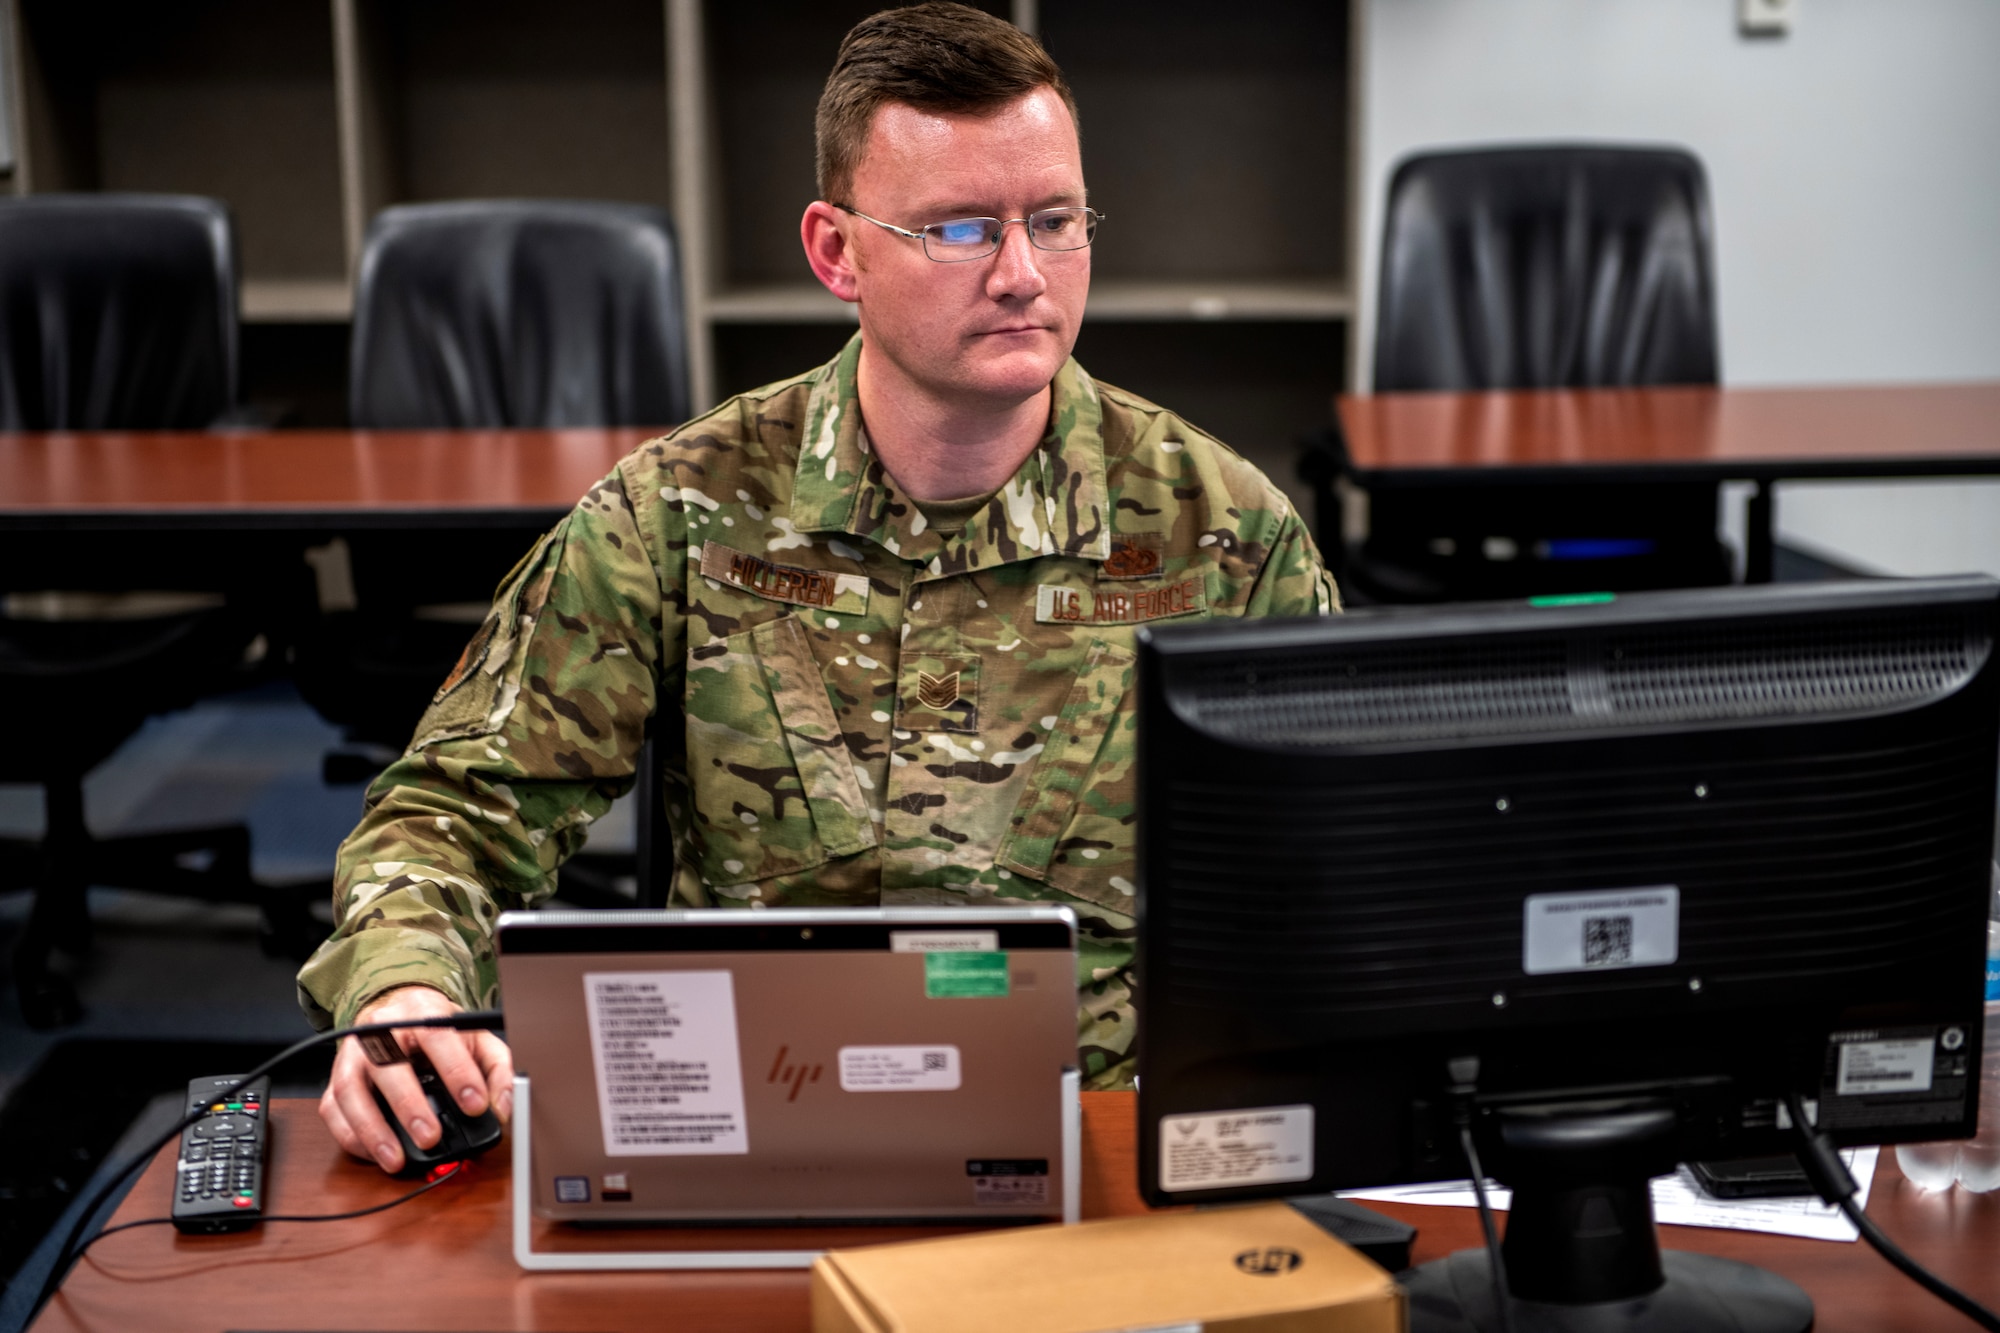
[1341, 1147, 1878, 1242]
[584, 969, 750, 1157]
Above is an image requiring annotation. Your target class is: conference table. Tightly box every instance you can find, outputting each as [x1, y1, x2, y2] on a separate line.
[0, 427, 659, 623]
[29, 1095, 2000, 1332]
[0, 428, 653, 529]
[12, 412, 2000, 1329]
[1334, 381, 2000, 583]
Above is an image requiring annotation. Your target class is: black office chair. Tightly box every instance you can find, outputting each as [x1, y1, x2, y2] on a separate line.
[346, 199, 690, 430]
[1306, 145, 1728, 602]
[0, 195, 271, 1025]
[295, 200, 690, 907]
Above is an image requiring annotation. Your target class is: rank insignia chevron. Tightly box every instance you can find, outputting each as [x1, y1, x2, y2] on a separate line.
[916, 670, 960, 710]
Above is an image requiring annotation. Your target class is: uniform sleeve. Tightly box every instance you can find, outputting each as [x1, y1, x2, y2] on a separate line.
[296, 466, 679, 1028]
[1243, 505, 1341, 618]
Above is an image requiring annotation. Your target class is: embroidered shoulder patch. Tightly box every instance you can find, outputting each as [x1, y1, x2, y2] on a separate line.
[1035, 578, 1206, 626]
[700, 540, 869, 614]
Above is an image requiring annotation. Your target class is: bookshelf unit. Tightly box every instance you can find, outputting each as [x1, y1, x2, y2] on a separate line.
[3, 0, 1360, 505]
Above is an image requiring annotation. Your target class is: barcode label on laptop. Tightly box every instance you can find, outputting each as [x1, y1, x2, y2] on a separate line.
[839, 1045, 962, 1091]
[971, 1173, 1051, 1207]
[1159, 1105, 1314, 1193]
[584, 970, 750, 1156]
[891, 929, 999, 953]
[968, 1156, 1049, 1206]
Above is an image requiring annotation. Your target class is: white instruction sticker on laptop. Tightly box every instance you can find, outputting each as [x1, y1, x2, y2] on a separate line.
[839, 1045, 962, 1091]
[584, 970, 750, 1156]
[1523, 886, 1679, 974]
[1158, 1105, 1314, 1193]
[1837, 1036, 1935, 1096]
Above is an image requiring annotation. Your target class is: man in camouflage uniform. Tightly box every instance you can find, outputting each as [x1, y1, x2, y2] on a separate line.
[302, 2, 1335, 1173]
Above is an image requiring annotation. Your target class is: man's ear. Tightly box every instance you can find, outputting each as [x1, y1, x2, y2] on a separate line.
[801, 202, 861, 304]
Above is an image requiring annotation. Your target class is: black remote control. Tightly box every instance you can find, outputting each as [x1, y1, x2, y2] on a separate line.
[171, 1074, 270, 1234]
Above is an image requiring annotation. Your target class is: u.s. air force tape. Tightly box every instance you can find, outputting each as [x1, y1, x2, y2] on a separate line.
[700, 541, 870, 614]
[1035, 577, 1206, 626]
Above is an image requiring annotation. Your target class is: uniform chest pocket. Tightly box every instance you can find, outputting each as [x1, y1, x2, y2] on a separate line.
[683, 614, 876, 887]
[995, 637, 1139, 913]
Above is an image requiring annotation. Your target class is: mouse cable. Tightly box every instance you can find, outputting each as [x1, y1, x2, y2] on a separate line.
[1783, 1092, 2000, 1333]
[72, 1160, 469, 1262]
[32, 1011, 505, 1322]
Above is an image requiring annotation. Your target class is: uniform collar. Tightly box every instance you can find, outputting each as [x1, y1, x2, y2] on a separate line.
[793, 333, 1111, 577]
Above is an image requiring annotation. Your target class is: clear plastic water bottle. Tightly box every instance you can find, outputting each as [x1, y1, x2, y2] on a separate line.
[1897, 1138, 1961, 1192]
[1896, 869, 2000, 1192]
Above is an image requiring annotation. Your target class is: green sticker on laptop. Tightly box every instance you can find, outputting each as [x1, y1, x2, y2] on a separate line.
[925, 951, 1009, 998]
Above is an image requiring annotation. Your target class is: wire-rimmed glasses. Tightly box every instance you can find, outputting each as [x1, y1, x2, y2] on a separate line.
[833, 203, 1103, 262]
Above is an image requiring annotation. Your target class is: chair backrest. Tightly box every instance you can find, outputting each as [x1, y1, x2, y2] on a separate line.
[349, 200, 691, 429]
[1373, 145, 1718, 392]
[0, 194, 238, 430]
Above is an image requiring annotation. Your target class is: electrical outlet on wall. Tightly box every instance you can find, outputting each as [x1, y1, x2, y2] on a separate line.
[1739, 0, 1796, 37]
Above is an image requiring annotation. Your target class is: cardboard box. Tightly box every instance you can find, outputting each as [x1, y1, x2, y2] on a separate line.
[811, 1202, 1406, 1333]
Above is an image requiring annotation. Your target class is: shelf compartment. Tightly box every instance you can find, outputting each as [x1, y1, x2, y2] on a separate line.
[241, 279, 353, 324]
[1071, 319, 1346, 522]
[704, 0, 1010, 291]
[345, 0, 671, 214]
[1039, 0, 1350, 287]
[14, 0, 346, 292]
[708, 284, 859, 324]
[1086, 279, 1351, 322]
[711, 321, 858, 405]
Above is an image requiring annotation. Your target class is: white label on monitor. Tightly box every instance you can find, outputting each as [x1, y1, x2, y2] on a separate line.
[890, 930, 999, 953]
[1158, 1105, 1314, 1193]
[1522, 887, 1679, 974]
[839, 1044, 962, 1091]
[1836, 1037, 1935, 1096]
[584, 970, 749, 1156]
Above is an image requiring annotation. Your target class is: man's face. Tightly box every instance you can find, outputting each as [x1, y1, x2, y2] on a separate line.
[842, 86, 1089, 413]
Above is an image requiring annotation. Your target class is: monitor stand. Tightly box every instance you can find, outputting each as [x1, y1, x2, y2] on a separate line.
[1400, 1099, 1813, 1333]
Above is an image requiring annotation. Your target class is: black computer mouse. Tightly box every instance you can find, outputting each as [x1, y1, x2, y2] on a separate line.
[368, 1047, 504, 1177]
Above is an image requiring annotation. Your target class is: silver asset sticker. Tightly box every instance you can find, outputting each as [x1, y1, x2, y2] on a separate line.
[1837, 1036, 1935, 1096]
[1523, 886, 1679, 975]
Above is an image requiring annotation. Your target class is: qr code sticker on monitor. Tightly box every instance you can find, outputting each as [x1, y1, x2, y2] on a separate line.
[923, 1050, 949, 1072]
[1583, 915, 1634, 966]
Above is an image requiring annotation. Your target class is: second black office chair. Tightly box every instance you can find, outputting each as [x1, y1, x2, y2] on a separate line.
[293, 200, 690, 906]
[1309, 144, 1728, 602]
[0, 195, 271, 1025]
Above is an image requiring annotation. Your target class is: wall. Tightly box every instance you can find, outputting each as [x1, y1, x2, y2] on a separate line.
[1358, 0, 2000, 575]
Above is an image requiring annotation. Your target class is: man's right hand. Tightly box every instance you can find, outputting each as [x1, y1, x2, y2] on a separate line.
[319, 984, 514, 1174]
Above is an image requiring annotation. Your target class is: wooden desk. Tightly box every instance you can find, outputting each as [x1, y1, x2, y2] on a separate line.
[0, 429, 654, 531]
[34, 1096, 2000, 1333]
[1335, 382, 2000, 582]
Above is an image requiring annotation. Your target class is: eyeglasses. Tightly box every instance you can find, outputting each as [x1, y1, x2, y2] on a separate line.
[833, 203, 1103, 263]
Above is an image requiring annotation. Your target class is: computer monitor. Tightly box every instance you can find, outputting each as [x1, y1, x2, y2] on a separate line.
[1135, 577, 1999, 1332]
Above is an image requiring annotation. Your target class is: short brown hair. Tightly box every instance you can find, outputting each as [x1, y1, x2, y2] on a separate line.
[816, 3, 1078, 205]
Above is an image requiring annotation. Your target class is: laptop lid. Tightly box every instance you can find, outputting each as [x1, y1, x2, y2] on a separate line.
[496, 906, 1078, 1223]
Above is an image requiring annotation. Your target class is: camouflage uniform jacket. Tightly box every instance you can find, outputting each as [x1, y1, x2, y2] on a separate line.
[296, 333, 1337, 1090]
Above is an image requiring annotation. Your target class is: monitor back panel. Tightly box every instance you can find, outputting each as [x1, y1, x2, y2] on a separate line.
[498, 909, 1077, 1222]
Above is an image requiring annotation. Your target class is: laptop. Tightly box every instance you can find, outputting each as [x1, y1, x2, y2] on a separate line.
[496, 906, 1079, 1224]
